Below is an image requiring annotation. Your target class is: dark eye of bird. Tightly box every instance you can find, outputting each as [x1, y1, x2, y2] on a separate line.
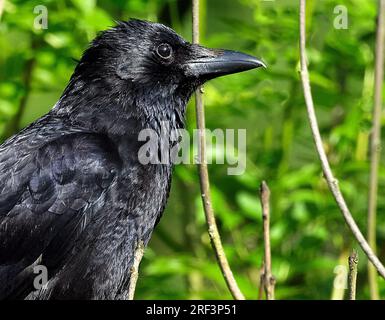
[156, 43, 172, 59]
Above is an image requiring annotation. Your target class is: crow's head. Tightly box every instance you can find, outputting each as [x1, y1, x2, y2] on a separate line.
[67, 19, 265, 104]
[58, 19, 266, 134]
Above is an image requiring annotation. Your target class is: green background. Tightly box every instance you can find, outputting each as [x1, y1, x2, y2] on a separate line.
[0, 0, 384, 299]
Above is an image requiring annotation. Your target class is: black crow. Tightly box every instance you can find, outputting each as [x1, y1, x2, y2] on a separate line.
[0, 19, 265, 300]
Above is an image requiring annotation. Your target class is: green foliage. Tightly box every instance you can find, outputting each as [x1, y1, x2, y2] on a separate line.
[1, 0, 384, 299]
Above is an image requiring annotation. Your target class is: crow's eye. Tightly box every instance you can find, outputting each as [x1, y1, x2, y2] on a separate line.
[156, 43, 173, 59]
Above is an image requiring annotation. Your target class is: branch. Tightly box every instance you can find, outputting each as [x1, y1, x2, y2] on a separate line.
[192, 0, 245, 300]
[127, 241, 145, 300]
[367, 0, 385, 300]
[259, 181, 275, 300]
[348, 250, 359, 300]
[299, 0, 385, 279]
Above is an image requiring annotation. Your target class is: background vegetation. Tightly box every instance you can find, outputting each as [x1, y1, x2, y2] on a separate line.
[0, 0, 384, 299]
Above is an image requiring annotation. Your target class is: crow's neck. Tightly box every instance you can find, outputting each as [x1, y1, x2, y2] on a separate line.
[55, 80, 189, 137]
[54, 80, 190, 166]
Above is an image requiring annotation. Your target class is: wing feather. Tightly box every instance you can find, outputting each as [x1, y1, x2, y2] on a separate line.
[0, 129, 120, 299]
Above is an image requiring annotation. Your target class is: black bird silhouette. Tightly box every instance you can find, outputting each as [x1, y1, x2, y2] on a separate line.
[0, 19, 265, 300]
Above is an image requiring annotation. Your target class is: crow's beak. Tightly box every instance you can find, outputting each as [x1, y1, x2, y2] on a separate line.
[184, 49, 266, 80]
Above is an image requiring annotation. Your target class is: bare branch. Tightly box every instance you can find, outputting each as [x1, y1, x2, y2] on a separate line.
[192, 0, 245, 300]
[348, 250, 359, 300]
[127, 241, 145, 300]
[367, 0, 385, 300]
[299, 0, 385, 279]
[259, 181, 275, 300]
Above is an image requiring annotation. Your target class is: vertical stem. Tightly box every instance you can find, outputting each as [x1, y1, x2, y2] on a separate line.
[299, 0, 385, 279]
[260, 181, 275, 300]
[348, 250, 359, 300]
[192, 0, 245, 300]
[367, 0, 385, 300]
[127, 241, 145, 300]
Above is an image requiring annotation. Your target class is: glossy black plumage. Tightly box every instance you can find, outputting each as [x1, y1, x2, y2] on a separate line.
[0, 19, 264, 300]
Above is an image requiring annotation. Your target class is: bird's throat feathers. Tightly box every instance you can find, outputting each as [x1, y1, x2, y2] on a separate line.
[54, 76, 190, 138]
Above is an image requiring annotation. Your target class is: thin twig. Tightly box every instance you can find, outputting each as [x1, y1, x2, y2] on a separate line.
[348, 250, 359, 300]
[299, 0, 385, 279]
[192, 0, 245, 300]
[367, 0, 385, 300]
[259, 181, 275, 300]
[127, 241, 145, 300]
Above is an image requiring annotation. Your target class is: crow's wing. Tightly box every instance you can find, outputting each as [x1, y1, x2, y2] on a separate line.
[0, 130, 120, 299]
